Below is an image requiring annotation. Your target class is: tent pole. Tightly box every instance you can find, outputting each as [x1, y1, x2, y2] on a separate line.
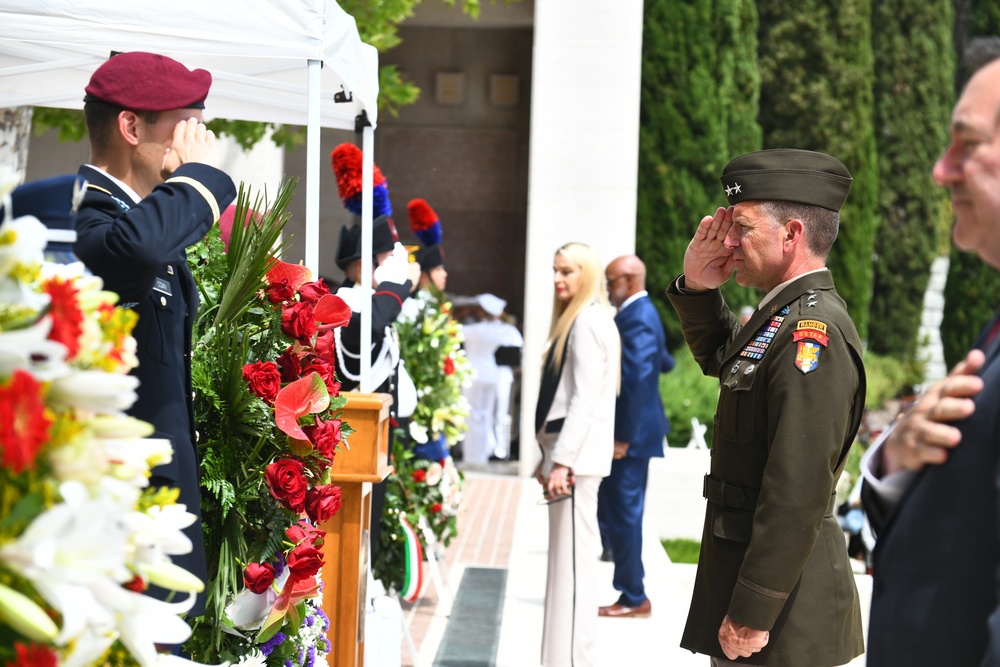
[305, 58, 321, 277]
[360, 125, 374, 392]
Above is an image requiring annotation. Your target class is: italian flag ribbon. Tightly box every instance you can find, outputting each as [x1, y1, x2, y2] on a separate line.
[400, 512, 424, 603]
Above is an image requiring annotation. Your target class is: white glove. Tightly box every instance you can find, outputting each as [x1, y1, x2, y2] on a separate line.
[373, 242, 409, 286]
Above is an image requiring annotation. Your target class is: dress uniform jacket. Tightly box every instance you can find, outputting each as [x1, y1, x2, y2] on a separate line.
[666, 269, 866, 667]
[333, 277, 413, 414]
[75, 163, 236, 615]
[862, 314, 1000, 666]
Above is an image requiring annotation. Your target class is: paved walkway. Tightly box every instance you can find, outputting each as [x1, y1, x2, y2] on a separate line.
[397, 452, 872, 666]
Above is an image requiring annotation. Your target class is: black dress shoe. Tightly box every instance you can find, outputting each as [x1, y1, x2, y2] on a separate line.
[598, 598, 652, 618]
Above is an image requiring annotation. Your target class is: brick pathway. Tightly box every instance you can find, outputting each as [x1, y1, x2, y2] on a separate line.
[399, 472, 522, 667]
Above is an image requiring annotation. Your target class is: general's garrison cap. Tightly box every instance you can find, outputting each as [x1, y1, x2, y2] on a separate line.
[720, 149, 853, 212]
[84, 51, 211, 112]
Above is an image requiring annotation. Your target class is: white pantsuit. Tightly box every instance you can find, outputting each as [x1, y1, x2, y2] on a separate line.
[537, 303, 620, 667]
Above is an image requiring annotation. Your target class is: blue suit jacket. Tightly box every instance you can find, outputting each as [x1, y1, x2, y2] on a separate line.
[614, 295, 674, 458]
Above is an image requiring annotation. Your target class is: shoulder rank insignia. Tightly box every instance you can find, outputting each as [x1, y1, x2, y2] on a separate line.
[738, 306, 790, 360]
[792, 320, 829, 374]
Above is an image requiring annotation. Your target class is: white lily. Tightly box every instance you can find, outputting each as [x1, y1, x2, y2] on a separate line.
[0, 315, 70, 379]
[104, 436, 173, 488]
[0, 482, 132, 643]
[0, 581, 59, 642]
[48, 369, 140, 413]
[0, 213, 47, 281]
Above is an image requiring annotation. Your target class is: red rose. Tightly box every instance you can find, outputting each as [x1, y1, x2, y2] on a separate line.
[276, 347, 302, 383]
[298, 279, 330, 306]
[412, 469, 426, 483]
[266, 279, 296, 304]
[286, 520, 324, 547]
[431, 503, 443, 514]
[303, 418, 342, 462]
[286, 542, 324, 581]
[243, 561, 276, 594]
[281, 301, 317, 345]
[264, 458, 307, 512]
[305, 484, 343, 523]
[314, 329, 335, 362]
[242, 361, 282, 404]
[304, 357, 339, 397]
[443, 356, 455, 376]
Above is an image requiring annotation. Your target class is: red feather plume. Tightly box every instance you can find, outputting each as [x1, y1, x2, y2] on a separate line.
[330, 143, 386, 201]
[407, 198, 438, 232]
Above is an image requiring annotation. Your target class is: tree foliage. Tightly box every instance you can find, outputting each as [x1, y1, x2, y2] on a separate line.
[757, 0, 879, 341]
[867, 0, 954, 361]
[636, 0, 762, 347]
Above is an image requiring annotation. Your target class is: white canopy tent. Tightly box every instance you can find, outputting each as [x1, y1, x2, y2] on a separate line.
[0, 0, 383, 389]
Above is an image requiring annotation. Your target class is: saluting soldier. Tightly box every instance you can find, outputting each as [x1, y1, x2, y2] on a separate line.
[666, 149, 866, 667]
[74, 51, 237, 617]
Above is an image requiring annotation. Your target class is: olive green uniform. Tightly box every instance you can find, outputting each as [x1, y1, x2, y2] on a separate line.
[666, 269, 865, 667]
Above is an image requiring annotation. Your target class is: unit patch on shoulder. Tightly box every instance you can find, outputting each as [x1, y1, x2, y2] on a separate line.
[792, 319, 829, 374]
[739, 306, 790, 360]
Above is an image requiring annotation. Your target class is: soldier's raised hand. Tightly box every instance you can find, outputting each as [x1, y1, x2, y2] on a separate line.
[682, 206, 736, 291]
[162, 117, 219, 177]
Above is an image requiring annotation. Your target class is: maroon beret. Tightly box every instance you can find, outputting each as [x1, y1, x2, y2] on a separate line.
[84, 51, 212, 112]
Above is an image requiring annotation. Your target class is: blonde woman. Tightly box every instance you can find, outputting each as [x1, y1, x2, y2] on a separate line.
[535, 242, 621, 667]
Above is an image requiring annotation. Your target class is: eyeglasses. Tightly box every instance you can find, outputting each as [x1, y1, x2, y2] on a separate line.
[606, 274, 628, 289]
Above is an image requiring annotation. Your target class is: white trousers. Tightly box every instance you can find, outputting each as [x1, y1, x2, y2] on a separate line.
[541, 475, 602, 667]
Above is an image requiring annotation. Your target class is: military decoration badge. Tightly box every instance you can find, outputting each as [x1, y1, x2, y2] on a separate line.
[792, 319, 829, 374]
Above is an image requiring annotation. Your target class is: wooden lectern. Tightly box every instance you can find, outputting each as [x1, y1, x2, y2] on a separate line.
[320, 392, 393, 667]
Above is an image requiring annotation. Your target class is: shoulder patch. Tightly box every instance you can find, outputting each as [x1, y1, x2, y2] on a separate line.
[792, 319, 830, 347]
[794, 340, 823, 374]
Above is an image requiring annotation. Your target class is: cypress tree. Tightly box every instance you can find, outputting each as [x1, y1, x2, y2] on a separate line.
[941, 0, 1000, 367]
[867, 0, 954, 361]
[756, 0, 879, 341]
[636, 0, 762, 345]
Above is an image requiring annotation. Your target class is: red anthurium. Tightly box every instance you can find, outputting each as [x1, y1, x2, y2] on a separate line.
[266, 258, 314, 293]
[273, 372, 330, 441]
[313, 294, 352, 329]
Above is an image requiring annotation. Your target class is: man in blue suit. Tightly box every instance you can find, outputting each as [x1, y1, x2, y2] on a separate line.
[598, 254, 675, 618]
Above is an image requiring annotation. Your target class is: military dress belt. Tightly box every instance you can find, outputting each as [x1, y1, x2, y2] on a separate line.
[704, 475, 839, 515]
[703, 475, 759, 511]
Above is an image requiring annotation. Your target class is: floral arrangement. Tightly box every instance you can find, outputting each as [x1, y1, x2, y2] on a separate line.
[184, 183, 353, 666]
[372, 288, 470, 592]
[396, 289, 472, 450]
[0, 169, 207, 667]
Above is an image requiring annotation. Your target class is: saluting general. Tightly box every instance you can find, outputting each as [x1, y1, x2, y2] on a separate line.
[74, 51, 237, 617]
[666, 149, 866, 666]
